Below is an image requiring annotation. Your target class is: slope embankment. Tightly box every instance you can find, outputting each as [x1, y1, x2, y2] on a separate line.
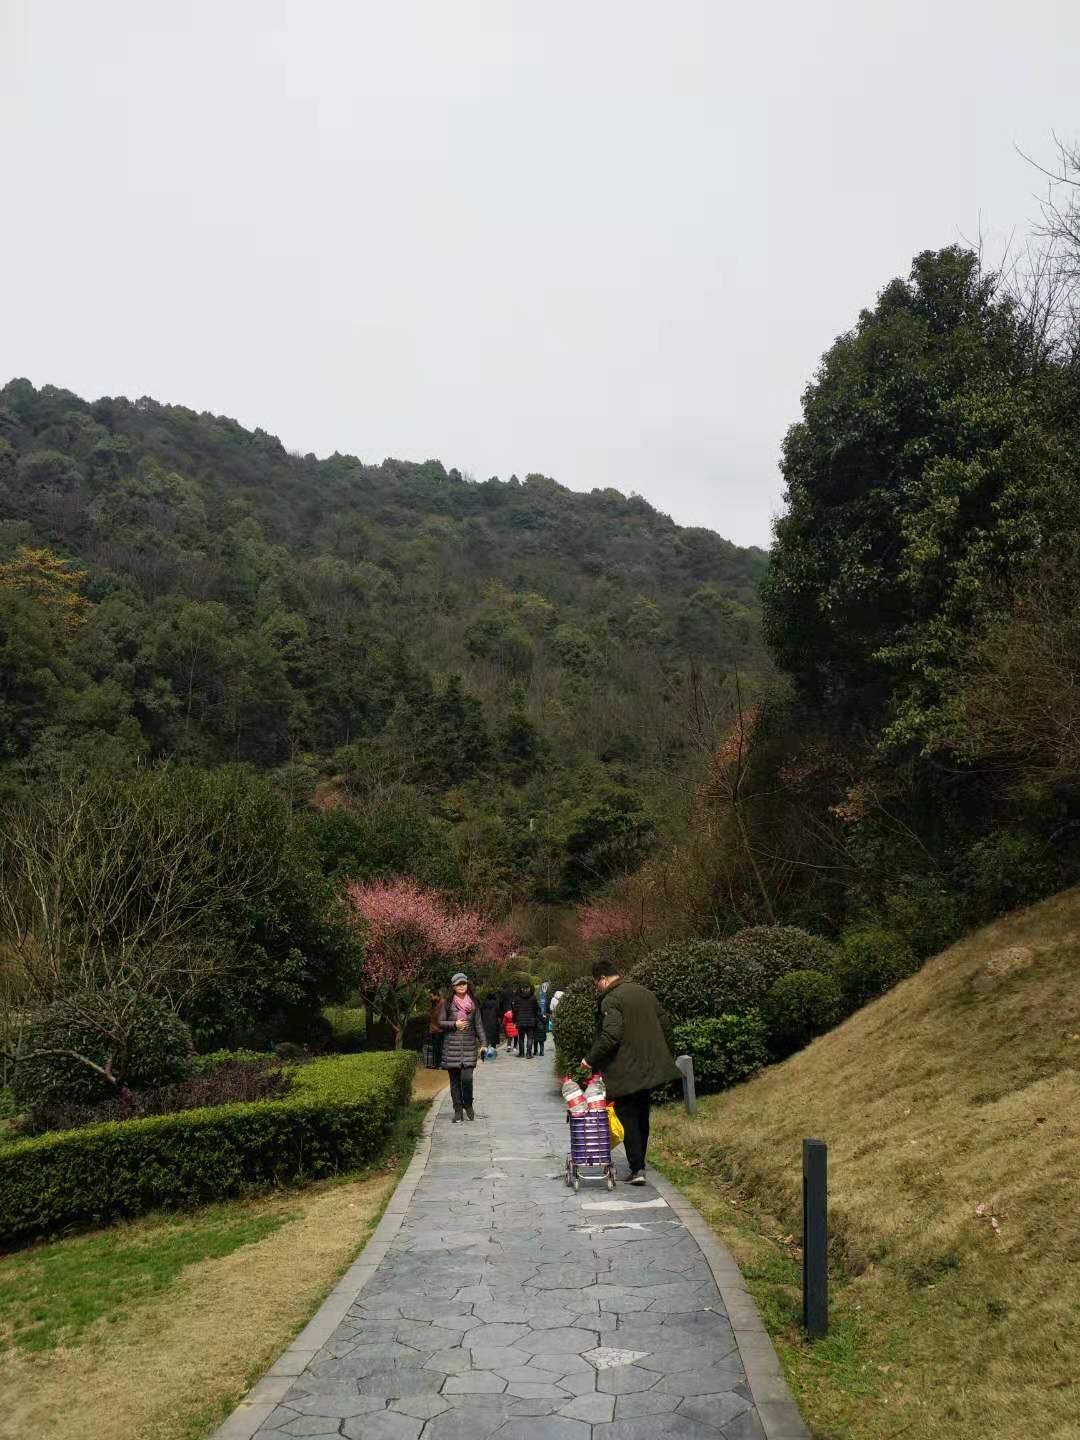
[653, 889, 1080, 1440]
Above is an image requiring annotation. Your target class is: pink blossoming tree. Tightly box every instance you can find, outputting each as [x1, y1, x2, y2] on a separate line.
[575, 897, 652, 971]
[343, 877, 509, 1048]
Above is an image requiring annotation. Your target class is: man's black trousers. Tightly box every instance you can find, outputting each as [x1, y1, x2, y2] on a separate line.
[612, 1088, 652, 1174]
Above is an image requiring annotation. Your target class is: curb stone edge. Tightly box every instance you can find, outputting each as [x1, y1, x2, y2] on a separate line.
[209, 1082, 449, 1440]
[647, 1167, 812, 1440]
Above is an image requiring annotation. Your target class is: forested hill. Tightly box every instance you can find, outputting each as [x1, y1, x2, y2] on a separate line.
[0, 378, 768, 911]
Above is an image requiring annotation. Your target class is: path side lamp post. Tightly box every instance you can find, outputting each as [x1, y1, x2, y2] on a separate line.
[675, 1054, 696, 1114]
[802, 1137, 828, 1337]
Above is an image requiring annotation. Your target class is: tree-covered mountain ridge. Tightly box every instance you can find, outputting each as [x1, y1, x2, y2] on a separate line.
[0, 379, 768, 861]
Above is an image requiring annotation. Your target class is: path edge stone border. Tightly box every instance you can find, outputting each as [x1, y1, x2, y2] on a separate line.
[648, 1168, 812, 1440]
[210, 1084, 449, 1440]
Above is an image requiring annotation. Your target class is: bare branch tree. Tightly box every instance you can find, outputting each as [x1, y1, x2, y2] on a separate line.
[0, 768, 281, 1086]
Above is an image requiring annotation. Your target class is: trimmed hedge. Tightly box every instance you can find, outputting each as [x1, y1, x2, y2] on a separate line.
[672, 1014, 768, 1094]
[762, 969, 844, 1055]
[722, 926, 837, 991]
[830, 927, 917, 1009]
[0, 1050, 416, 1248]
[628, 940, 740, 1024]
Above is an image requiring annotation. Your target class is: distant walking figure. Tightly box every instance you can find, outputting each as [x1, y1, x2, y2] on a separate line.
[439, 973, 487, 1122]
[480, 990, 501, 1052]
[513, 982, 540, 1058]
[583, 959, 679, 1183]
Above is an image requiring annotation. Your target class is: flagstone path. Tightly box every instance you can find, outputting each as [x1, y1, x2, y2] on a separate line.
[214, 1058, 808, 1440]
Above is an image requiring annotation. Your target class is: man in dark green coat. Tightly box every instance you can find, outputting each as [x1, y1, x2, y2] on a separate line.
[584, 959, 680, 1184]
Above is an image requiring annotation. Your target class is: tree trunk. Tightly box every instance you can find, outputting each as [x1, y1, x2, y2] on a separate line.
[394, 1025, 404, 1050]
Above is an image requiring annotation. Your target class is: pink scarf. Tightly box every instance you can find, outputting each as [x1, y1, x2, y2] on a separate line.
[451, 993, 475, 1019]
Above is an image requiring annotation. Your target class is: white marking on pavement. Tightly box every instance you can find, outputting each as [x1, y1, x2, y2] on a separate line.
[580, 1198, 670, 1212]
[583, 1347, 650, 1370]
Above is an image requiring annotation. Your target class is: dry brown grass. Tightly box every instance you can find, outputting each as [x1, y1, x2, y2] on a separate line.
[0, 1173, 396, 1440]
[653, 888, 1080, 1440]
[412, 1066, 449, 1102]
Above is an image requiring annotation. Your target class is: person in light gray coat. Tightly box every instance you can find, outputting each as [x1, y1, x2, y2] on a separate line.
[439, 972, 487, 1122]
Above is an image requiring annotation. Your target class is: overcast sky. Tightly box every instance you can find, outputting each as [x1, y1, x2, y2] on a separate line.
[3, 2, 1078, 547]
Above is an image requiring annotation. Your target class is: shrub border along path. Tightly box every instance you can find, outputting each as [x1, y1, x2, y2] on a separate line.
[213, 1062, 808, 1440]
[0, 1053, 415, 1248]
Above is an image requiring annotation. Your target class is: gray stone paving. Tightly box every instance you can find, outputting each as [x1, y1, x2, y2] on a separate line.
[215, 1059, 809, 1440]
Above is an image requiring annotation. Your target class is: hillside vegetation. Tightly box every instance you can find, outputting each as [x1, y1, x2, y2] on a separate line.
[0, 377, 768, 934]
[654, 889, 1080, 1439]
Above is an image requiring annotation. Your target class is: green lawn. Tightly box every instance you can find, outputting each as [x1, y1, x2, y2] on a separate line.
[0, 1205, 293, 1354]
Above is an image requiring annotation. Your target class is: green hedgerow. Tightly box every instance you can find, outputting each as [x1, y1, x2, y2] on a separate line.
[672, 1014, 768, 1094]
[0, 1050, 416, 1248]
[10, 992, 193, 1110]
[831, 926, 918, 1009]
[761, 969, 844, 1056]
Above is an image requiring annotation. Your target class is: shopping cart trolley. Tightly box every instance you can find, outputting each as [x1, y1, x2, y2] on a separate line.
[565, 1109, 616, 1191]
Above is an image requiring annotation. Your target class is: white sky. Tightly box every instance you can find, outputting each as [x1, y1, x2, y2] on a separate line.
[2, 1, 1078, 547]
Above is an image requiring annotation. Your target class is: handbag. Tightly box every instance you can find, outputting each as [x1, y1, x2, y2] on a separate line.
[607, 1104, 625, 1146]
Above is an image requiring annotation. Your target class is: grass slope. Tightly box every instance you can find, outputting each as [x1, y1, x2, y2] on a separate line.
[653, 888, 1080, 1440]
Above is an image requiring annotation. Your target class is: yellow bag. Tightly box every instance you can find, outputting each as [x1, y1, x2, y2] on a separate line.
[607, 1104, 625, 1145]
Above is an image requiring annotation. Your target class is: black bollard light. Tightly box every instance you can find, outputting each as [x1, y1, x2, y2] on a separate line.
[802, 1138, 828, 1337]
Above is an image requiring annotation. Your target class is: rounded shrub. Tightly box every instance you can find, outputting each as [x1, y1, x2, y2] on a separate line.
[551, 977, 599, 1071]
[629, 940, 760, 1024]
[11, 992, 193, 1109]
[762, 970, 844, 1055]
[830, 927, 917, 1009]
[672, 1014, 768, 1094]
[723, 926, 837, 990]
[537, 945, 581, 989]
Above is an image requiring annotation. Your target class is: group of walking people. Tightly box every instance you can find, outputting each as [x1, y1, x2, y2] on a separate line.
[427, 975, 563, 1122]
[426, 960, 675, 1185]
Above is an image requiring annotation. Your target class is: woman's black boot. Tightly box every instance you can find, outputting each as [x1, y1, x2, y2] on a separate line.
[452, 1107, 463, 1123]
[465, 1105, 475, 1121]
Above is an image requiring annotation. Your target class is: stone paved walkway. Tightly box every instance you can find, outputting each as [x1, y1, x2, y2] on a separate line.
[216, 1058, 808, 1440]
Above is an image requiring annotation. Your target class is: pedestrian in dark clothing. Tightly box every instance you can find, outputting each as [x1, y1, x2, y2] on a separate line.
[534, 984, 548, 1057]
[480, 991, 501, 1051]
[512, 983, 540, 1058]
[427, 990, 444, 1069]
[584, 959, 679, 1183]
[439, 972, 487, 1122]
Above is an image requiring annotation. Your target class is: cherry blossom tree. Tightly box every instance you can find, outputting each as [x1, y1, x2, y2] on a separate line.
[343, 878, 509, 1048]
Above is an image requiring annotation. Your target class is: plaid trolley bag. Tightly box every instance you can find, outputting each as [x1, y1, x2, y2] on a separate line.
[565, 1109, 616, 1192]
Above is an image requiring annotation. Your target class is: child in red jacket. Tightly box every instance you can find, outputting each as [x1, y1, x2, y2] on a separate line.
[503, 1010, 518, 1054]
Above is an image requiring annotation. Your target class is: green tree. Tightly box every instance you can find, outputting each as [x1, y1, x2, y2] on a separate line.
[763, 246, 1080, 750]
[558, 785, 656, 898]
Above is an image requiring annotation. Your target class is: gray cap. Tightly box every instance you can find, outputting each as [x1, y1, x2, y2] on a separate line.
[451, 972, 468, 985]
